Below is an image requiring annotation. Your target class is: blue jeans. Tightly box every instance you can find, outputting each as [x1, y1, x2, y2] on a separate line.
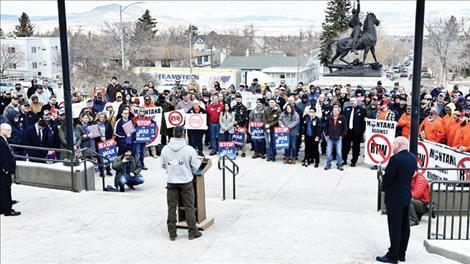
[327, 137, 343, 167]
[117, 174, 144, 188]
[219, 132, 233, 142]
[284, 135, 298, 158]
[209, 123, 220, 151]
[264, 131, 276, 159]
[133, 143, 146, 166]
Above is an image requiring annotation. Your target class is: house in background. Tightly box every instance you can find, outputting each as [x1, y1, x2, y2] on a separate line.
[218, 49, 321, 87]
[1, 37, 62, 80]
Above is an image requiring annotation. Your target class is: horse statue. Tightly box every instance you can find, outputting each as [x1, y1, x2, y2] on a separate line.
[324, 12, 380, 65]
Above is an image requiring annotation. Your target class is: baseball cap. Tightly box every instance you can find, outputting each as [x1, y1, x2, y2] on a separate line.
[424, 94, 433, 100]
[116, 92, 123, 98]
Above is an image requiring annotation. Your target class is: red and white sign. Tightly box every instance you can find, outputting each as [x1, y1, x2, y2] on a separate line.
[122, 121, 136, 136]
[164, 109, 185, 128]
[185, 113, 207, 130]
[364, 119, 396, 166]
[274, 126, 289, 134]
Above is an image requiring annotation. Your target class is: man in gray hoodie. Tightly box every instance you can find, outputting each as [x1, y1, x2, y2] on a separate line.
[160, 126, 202, 241]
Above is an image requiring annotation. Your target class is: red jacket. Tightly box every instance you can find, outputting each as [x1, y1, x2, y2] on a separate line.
[412, 173, 430, 203]
[206, 103, 224, 124]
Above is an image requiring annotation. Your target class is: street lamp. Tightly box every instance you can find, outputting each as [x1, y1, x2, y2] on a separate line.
[120, 1, 145, 70]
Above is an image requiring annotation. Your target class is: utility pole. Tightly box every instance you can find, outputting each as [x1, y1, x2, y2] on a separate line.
[409, 0, 425, 155]
[119, 2, 145, 70]
[189, 25, 193, 75]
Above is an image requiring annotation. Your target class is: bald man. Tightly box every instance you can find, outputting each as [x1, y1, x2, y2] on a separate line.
[0, 123, 20, 216]
[376, 137, 417, 263]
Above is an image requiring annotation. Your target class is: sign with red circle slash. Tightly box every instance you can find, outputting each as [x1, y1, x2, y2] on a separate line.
[366, 134, 392, 165]
[457, 157, 470, 181]
[416, 141, 429, 176]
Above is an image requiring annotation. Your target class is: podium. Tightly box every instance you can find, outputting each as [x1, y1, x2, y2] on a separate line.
[176, 158, 215, 230]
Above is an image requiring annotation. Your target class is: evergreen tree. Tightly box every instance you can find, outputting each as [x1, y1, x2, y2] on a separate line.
[134, 9, 158, 40]
[14, 12, 35, 37]
[319, 0, 352, 65]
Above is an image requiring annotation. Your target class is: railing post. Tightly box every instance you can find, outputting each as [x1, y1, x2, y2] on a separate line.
[222, 156, 226, 200]
[233, 162, 236, 200]
[377, 163, 382, 212]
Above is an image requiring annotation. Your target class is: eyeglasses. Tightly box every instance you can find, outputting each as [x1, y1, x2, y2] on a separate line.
[421, 103, 427, 105]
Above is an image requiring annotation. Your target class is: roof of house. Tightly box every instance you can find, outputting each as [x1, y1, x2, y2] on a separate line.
[219, 54, 310, 69]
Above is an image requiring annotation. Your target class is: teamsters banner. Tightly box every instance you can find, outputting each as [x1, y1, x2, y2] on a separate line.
[364, 118, 397, 166]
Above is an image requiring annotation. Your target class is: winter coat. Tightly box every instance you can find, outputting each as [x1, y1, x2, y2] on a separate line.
[262, 106, 281, 132]
[324, 115, 348, 140]
[279, 111, 300, 136]
[232, 103, 249, 127]
[77, 123, 96, 152]
[419, 117, 445, 144]
[412, 173, 430, 203]
[249, 105, 265, 122]
[398, 113, 411, 138]
[112, 155, 143, 187]
[452, 123, 470, 151]
[219, 112, 236, 134]
[302, 115, 322, 138]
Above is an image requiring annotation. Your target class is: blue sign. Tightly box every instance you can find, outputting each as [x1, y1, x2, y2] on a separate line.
[274, 127, 289, 150]
[233, 127, 246, 147]
[250, 121, 265, 140]
[219, 141, 237, 160]
[98, 139, 118, 165]
[135, 119, 153, 143]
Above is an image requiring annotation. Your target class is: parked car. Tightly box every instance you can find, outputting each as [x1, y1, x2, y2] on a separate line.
[0, 82, 15, 94]
[400, 71, 409, 78]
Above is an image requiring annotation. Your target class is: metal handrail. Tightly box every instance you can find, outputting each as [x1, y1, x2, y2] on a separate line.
[10, 143, 78, 192]
[217, 153, 240, 200]
[428, 180, 469, 240]
[80, 147, 112, 191]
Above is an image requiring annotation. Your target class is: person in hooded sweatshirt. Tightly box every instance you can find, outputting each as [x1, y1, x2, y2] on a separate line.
[160, 126, 202, 241]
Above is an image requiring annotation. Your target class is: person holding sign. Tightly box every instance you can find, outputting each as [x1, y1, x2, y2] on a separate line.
[112, 147, 144, 192]
[324, 104, 347, 171]
[186, 100, 207, 156]
[114, 109, 135, 155]
[219, 103, 236, 142]
[279, 104, 300, 164]
[249, 99, 266, 159]
[233, 93, 249, 157]
[376, 137, 417, 264]
[132, 107, 154, 170]
[94, 112, 114, 176]
[77, 113, 96, 152]
[263, 99, 281, 161]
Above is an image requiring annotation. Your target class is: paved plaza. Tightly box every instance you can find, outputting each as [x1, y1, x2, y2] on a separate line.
[1, 152, 458, 264]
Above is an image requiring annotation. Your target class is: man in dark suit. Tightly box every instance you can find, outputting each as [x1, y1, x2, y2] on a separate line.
[341, 97, 366, 167]
[23, 119, 49, 161]
[377, 137, 417, 263]
[0, 123, 21, 216]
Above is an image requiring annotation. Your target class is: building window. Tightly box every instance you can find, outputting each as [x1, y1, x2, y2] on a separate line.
[43, 61, 48, 66]
[8, 63, 17, 69]
[197, 57, 203, 65]
[31, 47, 37, 53]
[280, 74, 285, 79]
[7, 47, 15, 53]
[203, 56, 209, 63]
[161, 59, 171, 68]
[32, 62, 38, 69]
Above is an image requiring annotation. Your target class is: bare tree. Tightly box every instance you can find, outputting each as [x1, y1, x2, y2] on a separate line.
[425, 16, 461, 86]
[0, 43, 24, 75]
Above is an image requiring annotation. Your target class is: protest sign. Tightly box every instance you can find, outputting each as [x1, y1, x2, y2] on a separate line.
[219, 141, 236, 160]
[133, 107, 163, 146]
[72, 102, 87, 118]
[249, 121, 265, 140]
[274, 126, 289, 150]
[122, 120, 136, 135]
[97, 139, 118, 165]
[135, 119, 153, 143]
[417, 140, 470, 182]
[240, 92, 262, 110]
[86, 124, 102, 139]
[185, 113, 208, 130]
[164, 109, 185, 128]
[364, 118, 396, 166]
[233, 127, 246, 147]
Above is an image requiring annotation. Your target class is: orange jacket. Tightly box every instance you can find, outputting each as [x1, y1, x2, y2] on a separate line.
[452, 123, 470, 151]
[419, 117, 445, 143]
[398, 113, 411, 138]
[447, 120, 461, 147]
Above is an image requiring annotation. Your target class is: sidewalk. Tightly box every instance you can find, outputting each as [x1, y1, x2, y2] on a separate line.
[0, 153, 458, 264]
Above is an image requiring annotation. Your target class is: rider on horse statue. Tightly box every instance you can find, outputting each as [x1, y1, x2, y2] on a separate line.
[349, 0, 361, 55]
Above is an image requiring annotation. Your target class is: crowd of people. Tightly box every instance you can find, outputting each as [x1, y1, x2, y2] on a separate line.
[0, 77, 469, 185]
